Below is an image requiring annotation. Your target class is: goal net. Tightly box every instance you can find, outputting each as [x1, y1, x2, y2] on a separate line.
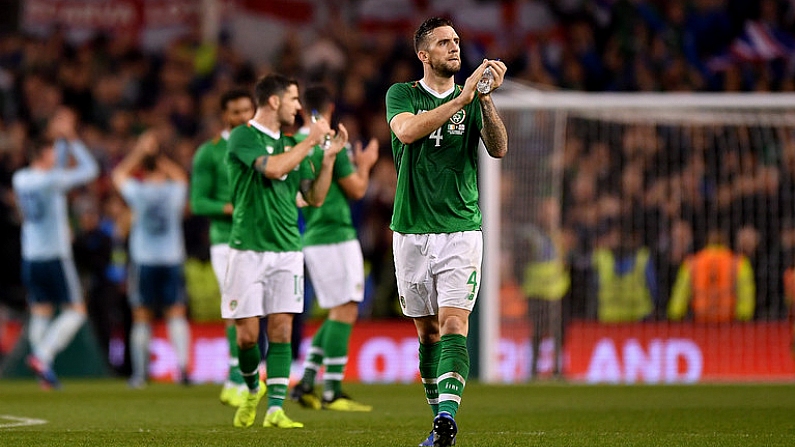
[479, 88, 795, 384]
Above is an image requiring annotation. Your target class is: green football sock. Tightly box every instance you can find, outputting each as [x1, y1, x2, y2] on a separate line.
[238, 343, 261, 391]
[266, 342, 292, 408]
[226, 325, 244, 384]
[322, 320, 352, 400]
[301, 321, 327, 389]
[437, 334, 469, 418]
[419, 340, 441, 416]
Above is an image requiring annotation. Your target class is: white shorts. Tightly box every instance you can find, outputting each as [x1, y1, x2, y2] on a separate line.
[393, 231, 483, 318]
[221, 248, 305, 319]
[209, 243, 230, 287]
[304, 239, 365, 309]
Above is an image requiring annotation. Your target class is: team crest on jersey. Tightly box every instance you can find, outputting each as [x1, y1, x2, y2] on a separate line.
[450, 110, 466, 124]
[266, 146, 274, 154]
[448, 109, 467, 136]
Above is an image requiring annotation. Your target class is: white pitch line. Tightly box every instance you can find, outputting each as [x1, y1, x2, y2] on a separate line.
[0, 415, 48, 428]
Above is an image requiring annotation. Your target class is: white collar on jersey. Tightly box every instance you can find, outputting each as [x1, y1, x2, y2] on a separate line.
[419, 79, 455, 98]
[248, 119, 280, 139]
[221, 129, 230, 141]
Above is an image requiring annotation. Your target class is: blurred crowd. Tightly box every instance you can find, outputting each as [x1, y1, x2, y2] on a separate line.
[1, 0, 795, 351]
[545, 118, 795, 323]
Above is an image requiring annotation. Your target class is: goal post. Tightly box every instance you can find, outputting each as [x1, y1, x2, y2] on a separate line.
[478, 89, 795, 384]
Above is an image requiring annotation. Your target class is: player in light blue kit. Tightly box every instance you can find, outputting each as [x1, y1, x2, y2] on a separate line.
[112, 130, 191, 388]
[12, 108, 99, 389]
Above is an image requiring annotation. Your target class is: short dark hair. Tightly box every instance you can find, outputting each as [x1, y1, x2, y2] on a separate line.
[26, 135, 54, 163]
[141, 154, 158, 172]
[219, 88, 254, 111]
[303, 85, 334, 116]
[253, 73, 298, 107]
[414, 17, 454, 53]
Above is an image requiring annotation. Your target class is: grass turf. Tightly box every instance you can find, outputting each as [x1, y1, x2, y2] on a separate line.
[1, 379, 794, 446]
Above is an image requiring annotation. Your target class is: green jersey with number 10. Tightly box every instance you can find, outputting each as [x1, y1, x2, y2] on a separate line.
[226, 121, 313, 252]
[385, 80, 484, 234]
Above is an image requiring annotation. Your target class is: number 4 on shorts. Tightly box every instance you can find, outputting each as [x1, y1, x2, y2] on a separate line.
[466, 271, 477, 300]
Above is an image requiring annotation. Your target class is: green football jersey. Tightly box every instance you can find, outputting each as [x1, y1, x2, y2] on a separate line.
[295, 129, 357, 247]
[226, 121, 313, 252]
[385, 81, 484, 234]
[190, 133, 232, 246]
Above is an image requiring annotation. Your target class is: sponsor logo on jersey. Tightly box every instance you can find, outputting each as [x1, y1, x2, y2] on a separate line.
[448, 123, 466, 135]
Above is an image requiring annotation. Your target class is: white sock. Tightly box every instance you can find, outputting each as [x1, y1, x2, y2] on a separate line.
[166, 316, 190, 372]
[36, 310, 85, 364]
[28, 314, 51, 356]
[130, 322, 152, 381]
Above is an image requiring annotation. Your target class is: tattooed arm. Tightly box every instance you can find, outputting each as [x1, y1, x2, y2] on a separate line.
[480, 94, 508, 159]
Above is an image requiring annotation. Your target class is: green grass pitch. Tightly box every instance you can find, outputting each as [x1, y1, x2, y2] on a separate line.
[1, 379, 794, 446]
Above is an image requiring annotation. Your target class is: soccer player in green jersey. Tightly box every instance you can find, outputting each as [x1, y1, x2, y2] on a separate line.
[190, 88, 255, 407]
[289, 85, 379, 412]
[223, 73, 348, 429]
[385, 17, 508, 447]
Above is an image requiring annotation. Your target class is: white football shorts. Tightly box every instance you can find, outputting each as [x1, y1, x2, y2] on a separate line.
[304, 239, 365, 309]
[221, 248, 304, 319]
[393, 231, 483, 318]
[209, 243, 230, 288]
